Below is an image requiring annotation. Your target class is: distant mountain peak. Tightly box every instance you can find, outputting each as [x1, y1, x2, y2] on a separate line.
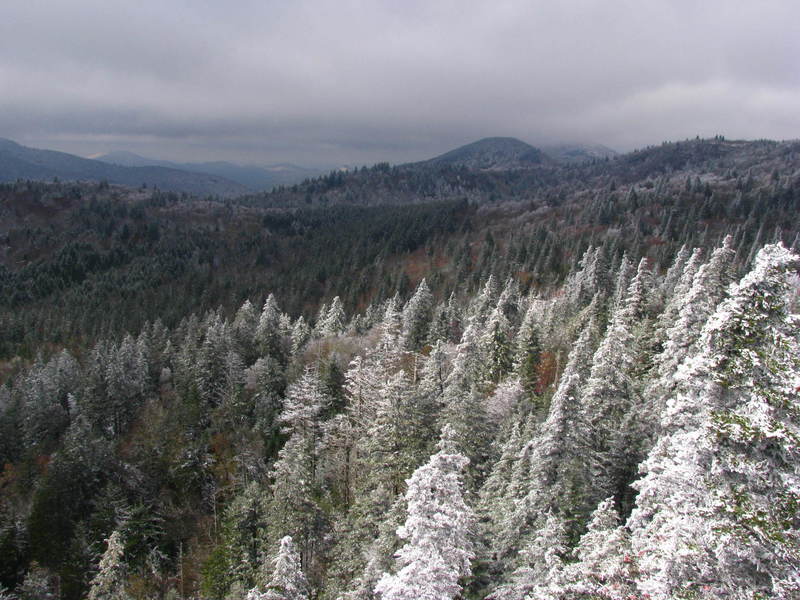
[416, 137, 552, 170]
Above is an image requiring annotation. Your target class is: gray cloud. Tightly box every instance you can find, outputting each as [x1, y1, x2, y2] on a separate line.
[1, 0, 798, 167]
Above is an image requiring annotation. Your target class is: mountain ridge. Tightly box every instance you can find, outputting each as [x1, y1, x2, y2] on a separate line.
[93, 150, 319, 190]
[0, 138, 248, 197]
[411, 136, 554, 170]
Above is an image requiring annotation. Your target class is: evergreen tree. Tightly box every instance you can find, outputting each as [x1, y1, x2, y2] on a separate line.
[648, 235, 736, 425]
[548, 498, 637, 600]
[417, 342, 449, 409]
[610, 253, 634, 312]
[290, 316, 311, 357]
[257, 294, 290, 365]
[363, 371, 418, 496]
[649, 247, 703, 355]
[268, 434, 324, 576]
[279, 369, 329, 440]
[514, 303, 543, 399]
[18, 562, 55, 600]
[233, 299, 260, 364]
[401, 279, 434, 351]
[581, 259, 650, 504]
[319, 297, 347, 338]
[629, 243, 800, 599]
[439, 336, 493, 488]
[376, 296, 404, 364]
[88, 531, 130, 600]
[374, 426, 475, 600]
[248, 536, 309, 600]
[223, 481, 268, 588]
[490, 321, 599, 566]
[482, 305, 514, 384]
[488, 513, 568, 600]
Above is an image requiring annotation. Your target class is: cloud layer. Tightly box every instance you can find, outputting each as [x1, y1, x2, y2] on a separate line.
[2, 1, 798, 166]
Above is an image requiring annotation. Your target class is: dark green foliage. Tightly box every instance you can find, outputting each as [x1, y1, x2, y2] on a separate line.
[517, 324, 542, 396]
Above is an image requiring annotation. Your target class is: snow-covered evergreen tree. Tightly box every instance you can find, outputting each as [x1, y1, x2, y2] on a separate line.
[319, 296, 347, 338]
[290, 316, 312, 357]
[629, 243, 800, 599]
[374, 425, 475, 600]
[401, 279, 434, 351]
[279, 368, 329, 439]
[481, 304, 515, 384]
[376, 296, 404, 364]
[88, 530, 131, 600]
[488, 513, 569, 600]
[256, 294, 287, 363]
[514, 302, 543, 398]
[489, 320, 600, 566]
[547, 498, 637, 600]
[233, 299, 260, 363]
[581, 259, 650, 503]
[662, 239, 733, 365]
[649, 247, 703, 354]
[248, 536, 308, 600]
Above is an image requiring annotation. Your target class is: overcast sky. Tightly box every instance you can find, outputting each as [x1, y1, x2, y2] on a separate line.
[2, 0, 798, 167]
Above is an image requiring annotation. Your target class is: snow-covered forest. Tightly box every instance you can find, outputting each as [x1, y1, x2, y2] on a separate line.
[2, 237, 799, 599]
[1, 138, 800, 600]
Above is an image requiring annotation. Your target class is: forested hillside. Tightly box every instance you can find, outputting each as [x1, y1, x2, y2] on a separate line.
[0, 137, 799, 600]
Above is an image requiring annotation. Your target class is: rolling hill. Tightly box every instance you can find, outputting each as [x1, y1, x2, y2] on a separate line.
[94, 150, 319, 191]
[0, 139, 248, 197]
[412, 136, 554, 169]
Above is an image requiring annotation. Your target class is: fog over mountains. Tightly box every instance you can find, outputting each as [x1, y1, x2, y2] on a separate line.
[0, 136, 623, 196]
[0, 138, 248, 197]
[92, 151, 319, 191]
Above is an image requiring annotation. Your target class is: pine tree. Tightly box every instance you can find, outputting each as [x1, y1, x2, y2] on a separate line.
[657, 244, 690, 306]
[482, 305, 514, 384]
[477, 422, 525, 534]
[88, 531, 131, 600]
[565, 247, 605, 310]
[488, 513, 569, 600]
[18, 562, 55, 600]
[549, 498, 637, 600]
[649, 247, 703, 355]
[468, 275, 498, 329]
[363, 371, 418, 496]
[514, 303, 543, 399]
[257, 294, 288, 364]
[401, 279, 433, 350]
[197, 318, 230, 407]
[268, 434, 324, 576]
[490, 321, 599, 565]
[417, 341, 449, 409]
[374, 426, 475, 600]
[629, 243, 800, 599]
[224, 481, 268, 588]
[248, 536, 309, 600]
[279, 369, 329, 440]
[290, 316, 311, 357]
[439, 337, 493, 488]
[648, 235, 736, 422]
[376, 296, 404, 364]
[233, 299, 260, 364]
[319, 296, 347, 338]
[581, 259, 650, 504]
[610, 253, 634, 313]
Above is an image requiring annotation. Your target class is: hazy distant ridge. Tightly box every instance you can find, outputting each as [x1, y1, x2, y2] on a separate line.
[0, 139, 248, 197]
[94, 150, 319, 190]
